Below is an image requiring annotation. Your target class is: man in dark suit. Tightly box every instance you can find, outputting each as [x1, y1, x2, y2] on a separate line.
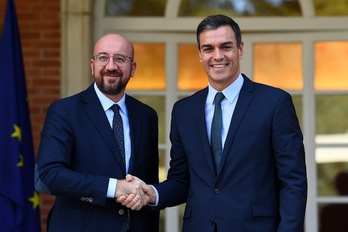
[120, 14, 307, 232]
[35, 33, 159, 232]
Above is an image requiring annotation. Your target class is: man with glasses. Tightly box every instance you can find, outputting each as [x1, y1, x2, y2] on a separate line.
[35, 34, 159, 232]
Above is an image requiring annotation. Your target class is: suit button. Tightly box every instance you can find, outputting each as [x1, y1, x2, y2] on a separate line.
[118, 209, 125, 215]
[80, 197, 85, 201]
[214, 188, 220, 194]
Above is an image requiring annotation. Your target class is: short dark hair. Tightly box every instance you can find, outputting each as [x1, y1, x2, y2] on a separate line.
[196, 14, 242, 50]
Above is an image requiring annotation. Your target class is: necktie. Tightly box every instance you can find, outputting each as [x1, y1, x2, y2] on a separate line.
[111, 104, 130, 231]
[111, 104, 126, 170]
[211, 92, 225, 172]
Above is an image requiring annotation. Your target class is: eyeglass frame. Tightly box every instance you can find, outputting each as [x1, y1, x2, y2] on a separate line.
[92, 53, 134, 66]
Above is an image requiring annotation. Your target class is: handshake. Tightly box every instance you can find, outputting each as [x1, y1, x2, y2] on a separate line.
[115, 174, 156, 211]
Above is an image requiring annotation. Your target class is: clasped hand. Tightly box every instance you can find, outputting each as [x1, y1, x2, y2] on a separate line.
[115, 174, 156, 210]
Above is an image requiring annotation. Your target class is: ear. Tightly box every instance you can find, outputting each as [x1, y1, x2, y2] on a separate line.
[90, 59, 95, 75]
[130, 61, 137, 77]
[198, 49, 202, 63]
[238, 41, 244, 60]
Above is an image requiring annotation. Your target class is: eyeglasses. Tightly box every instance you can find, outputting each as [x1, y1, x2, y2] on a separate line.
[93, 53, 133, 66]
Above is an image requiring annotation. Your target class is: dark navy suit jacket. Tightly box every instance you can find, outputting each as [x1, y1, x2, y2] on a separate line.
[154, 74, 307, 232]
[36, 84, 159, 232]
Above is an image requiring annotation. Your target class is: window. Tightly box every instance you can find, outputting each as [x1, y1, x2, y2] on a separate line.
[127, 43, 166, 90]
[105, 0, 166, 16]
[253, 42, 303, 91]
[179, 0, 302, 16]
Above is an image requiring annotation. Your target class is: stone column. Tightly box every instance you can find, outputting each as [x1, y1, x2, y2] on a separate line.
[61, 0, 93, 97]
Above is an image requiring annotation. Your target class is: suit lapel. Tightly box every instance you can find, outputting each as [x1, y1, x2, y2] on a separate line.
[218, 75, 255, 175]
[195, 88, 217, 176]
[80, 85, 126, 174]
[124, 95, 138, 173]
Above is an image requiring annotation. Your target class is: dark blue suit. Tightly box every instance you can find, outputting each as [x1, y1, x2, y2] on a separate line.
[36, 84, 159, 232]
[154, 75, 307, 232]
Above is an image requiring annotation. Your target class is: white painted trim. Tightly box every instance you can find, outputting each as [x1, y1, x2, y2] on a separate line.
[61, 0, 93, 98]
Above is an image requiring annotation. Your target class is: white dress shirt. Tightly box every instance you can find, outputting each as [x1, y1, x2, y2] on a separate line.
[205, 73, 244, 149]
[94, 83, 131, 198]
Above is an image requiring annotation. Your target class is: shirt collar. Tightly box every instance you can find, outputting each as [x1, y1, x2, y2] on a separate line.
[207, 73, 244, 105]
[94, 82, 127, 115]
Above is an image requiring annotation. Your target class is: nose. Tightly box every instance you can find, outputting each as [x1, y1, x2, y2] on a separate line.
[213, 49, 224, 60]
[105, 57, 118, 70]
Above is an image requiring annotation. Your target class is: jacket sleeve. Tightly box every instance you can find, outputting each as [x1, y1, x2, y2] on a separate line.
[272, 92, 307, 232]
[36, 101, 110, 206]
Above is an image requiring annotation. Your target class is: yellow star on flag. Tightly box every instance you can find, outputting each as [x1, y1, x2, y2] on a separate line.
[11, 124, 22, 142]
[29, 192, 40, 210]
[17, 154, 24, 167]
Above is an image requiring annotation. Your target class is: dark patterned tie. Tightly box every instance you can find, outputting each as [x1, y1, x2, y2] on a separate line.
[110, 104, 130, 232]
[211, 92, 225, 172]
[111, 104, 126, 169]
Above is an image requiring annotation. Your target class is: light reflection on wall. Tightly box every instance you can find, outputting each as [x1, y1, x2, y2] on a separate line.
[128, 42, 348, 91]
[253, 41, 348, 91]
[178, 44, 207, 91]
[253, 43, 303, 90]
[315, 41, 348, 90]
[127, 43, 166, 90]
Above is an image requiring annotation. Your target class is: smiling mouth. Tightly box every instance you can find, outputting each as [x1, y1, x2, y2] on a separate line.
[211, 64, 227, 69]
[102, 70, 122, 77]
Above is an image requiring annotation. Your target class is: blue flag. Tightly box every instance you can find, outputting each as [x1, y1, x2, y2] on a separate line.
[0, 0, 41, 231]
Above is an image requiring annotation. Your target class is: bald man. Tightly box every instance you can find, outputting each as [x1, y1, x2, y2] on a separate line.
[35, 34, 159, 232]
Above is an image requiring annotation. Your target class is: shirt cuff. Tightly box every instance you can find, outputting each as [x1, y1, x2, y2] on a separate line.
[107, 178, 117, 198]
[147, 185, 159, 206]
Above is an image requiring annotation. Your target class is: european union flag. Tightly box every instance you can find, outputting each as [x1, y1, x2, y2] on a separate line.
[0, 0, 41, 231]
